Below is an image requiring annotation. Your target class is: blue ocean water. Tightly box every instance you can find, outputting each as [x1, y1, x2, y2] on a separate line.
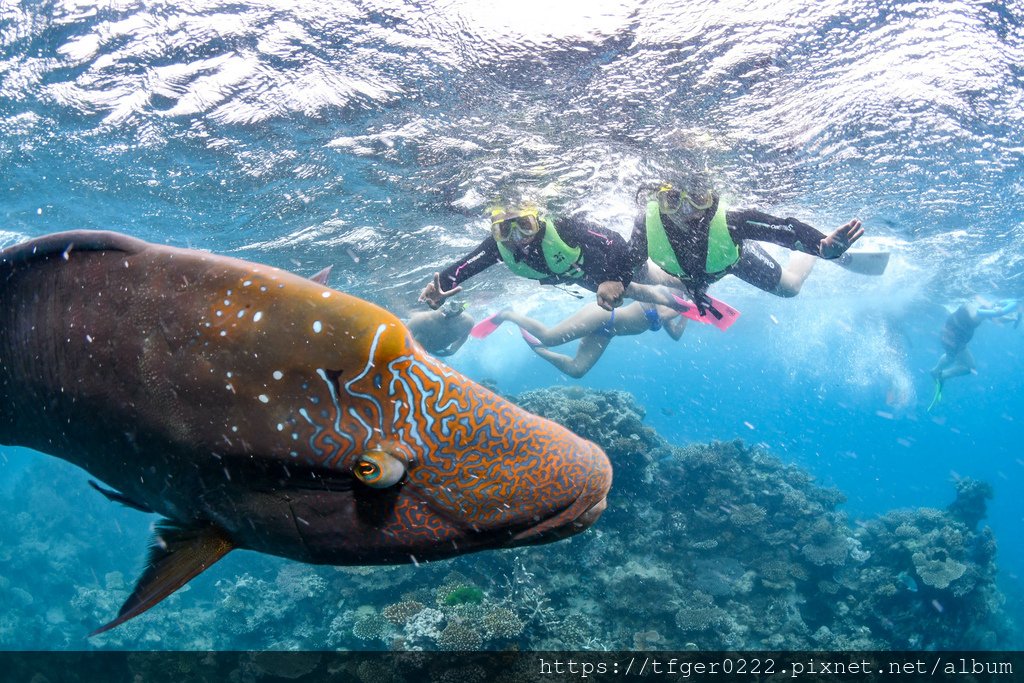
[1, 0, 1022, 651]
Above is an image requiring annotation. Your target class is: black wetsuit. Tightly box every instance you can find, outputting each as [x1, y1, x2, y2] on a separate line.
[941, 305, 977, 354]
[627, 206, 828, 293]
[437, 217, 633, 293]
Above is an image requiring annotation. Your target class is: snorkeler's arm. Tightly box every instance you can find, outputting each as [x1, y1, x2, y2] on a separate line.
[976, 299, 1020, 319]
[436, 238, 501, 289]
[726, 209, 828, 255]
[621, 282, 677, 307]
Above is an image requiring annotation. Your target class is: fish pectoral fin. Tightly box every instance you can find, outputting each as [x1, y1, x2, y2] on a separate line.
[89, 520, 234, 637]
[87, 480, 154, 513]
[309, 264, 333, 286]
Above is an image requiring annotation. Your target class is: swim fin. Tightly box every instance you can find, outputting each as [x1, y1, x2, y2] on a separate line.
[834, 251, 890, 276]
[470, 312, 504, 339]
[671, 294, 740, 331]
[927, 378, 943, 412]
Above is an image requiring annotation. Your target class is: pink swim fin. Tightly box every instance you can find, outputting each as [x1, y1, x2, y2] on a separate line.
[672, 294, 740, 331]
[470, 313, 503, 339]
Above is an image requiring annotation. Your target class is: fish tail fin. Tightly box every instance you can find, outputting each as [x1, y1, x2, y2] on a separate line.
[89, 520, 234, 636]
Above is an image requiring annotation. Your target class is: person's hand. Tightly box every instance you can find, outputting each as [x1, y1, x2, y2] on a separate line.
[596, 280, 624, 311]
[819, 219, 864, 259]
[418, 272, 462, 310]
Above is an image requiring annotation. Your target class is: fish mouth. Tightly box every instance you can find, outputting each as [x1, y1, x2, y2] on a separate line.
[509, 494, 608, 545]
[508, 480, 610, 546]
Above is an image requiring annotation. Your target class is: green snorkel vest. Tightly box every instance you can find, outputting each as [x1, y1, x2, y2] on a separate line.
[495, 218, 584, 280]
[645, 199, 739, 278]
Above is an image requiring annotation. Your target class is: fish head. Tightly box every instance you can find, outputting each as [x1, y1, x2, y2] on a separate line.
[239, 281, 612, 564]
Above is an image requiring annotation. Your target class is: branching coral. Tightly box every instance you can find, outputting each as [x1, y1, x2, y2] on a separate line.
[352, 610, 390, 642]
[437, 620, 483, 650]
[481, 607, 525, 640]
[382, 600, 426, 625]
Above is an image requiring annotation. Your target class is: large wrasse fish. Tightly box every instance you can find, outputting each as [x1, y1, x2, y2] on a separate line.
[0, 231, 611, 634]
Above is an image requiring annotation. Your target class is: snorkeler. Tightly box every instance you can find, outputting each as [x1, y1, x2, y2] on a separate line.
[928, 298, 1021, 409]
[487, 300, 686, 378]
[614, 178, 883, 312]
[418, 207, 634, 312]
[406, 299, 475, 357]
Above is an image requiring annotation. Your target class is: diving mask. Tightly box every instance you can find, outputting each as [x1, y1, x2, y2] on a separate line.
[441, 299, 467, 318]
[656, 185, 715, 216]
[491, 211, 541, 243]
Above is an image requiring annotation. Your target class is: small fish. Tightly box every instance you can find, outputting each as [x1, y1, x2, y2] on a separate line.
[897, 570, 919, 592]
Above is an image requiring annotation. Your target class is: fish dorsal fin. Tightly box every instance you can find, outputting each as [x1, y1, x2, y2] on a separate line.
[88, 480, 154, 513]
[89, 520, 234, 636]
[309, 264, 333, 286]
[0, 230, 148, 269]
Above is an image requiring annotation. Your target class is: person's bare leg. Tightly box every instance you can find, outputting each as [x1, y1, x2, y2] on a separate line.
[775, 252, 817, 297]
[498, 305, 608, 346]
[532, 335, 611, 379]
[931, 352, 953, 378]
[940, 349, 976, 381]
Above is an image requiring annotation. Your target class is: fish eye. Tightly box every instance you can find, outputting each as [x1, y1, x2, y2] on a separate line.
[352, 450, 405, 488]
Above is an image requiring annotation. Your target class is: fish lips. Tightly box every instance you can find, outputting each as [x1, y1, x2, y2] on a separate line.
[506, 466, 612, 546]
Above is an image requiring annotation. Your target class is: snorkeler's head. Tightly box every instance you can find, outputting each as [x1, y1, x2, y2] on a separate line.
[440, 299, 467, 318]
[655, 184, 715, 216]
[490, 207, 543, 244]
[645, 174, 718, 219]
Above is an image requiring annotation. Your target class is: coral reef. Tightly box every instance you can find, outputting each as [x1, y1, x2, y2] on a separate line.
[0, 387, 1012, 650]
